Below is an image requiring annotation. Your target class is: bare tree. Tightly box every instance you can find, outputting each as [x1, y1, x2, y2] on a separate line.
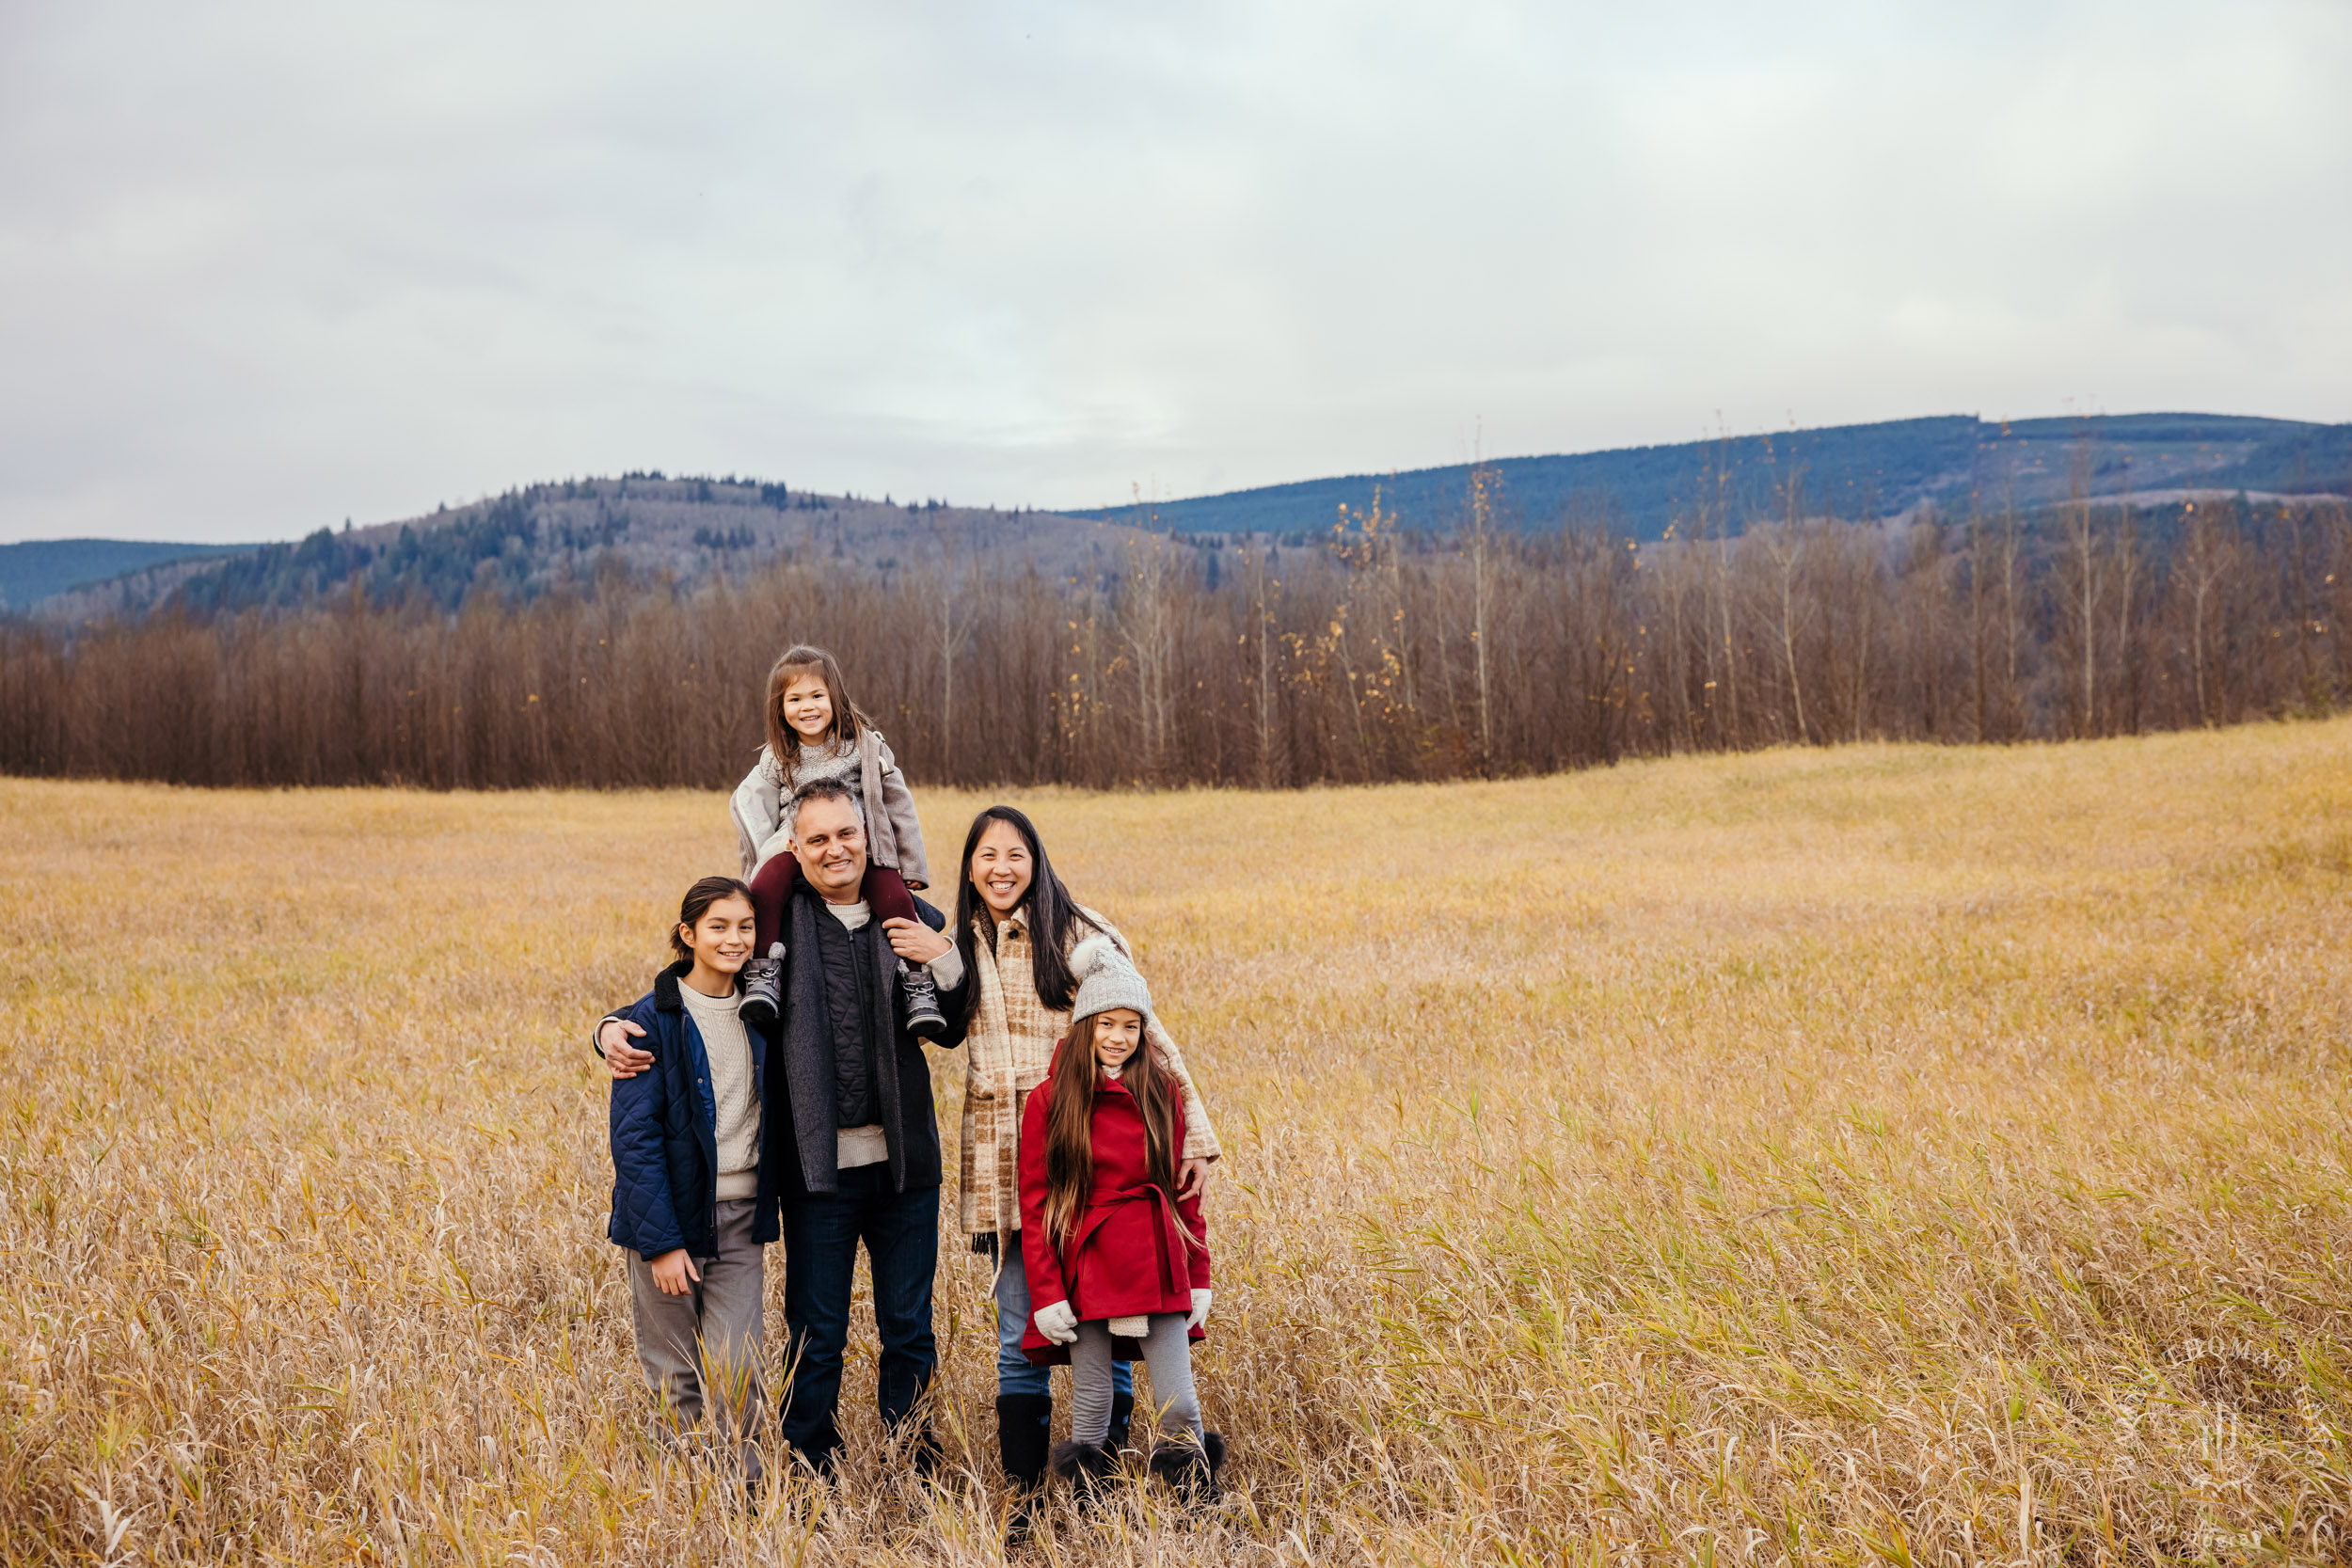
[2058, 443, 2102, 738]
[1120, 536, 1180, 783]
[1758, 475, 1814, 744]
[1467, 465, 1498, 770]
[2174, 500, 2236, 726]
[1241, 539, 1281, 786]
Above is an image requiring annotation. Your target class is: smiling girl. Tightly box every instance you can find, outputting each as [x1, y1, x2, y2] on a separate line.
[1017, 942, 1222, 1506]
[728, 644, 939, 1035]
[606, 876, 775, 1486]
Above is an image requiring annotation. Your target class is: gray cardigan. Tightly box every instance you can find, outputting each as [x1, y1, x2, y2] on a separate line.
[730, 730, 932, 887]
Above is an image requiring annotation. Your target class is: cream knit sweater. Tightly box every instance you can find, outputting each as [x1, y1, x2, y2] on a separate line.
[676, 982, 760, 1200]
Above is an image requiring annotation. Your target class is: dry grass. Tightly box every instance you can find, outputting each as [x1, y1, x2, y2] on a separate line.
[4, 720, 2350, 1565]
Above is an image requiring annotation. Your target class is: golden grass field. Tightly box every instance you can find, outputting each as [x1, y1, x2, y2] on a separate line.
[5, 721, 2350, 1565]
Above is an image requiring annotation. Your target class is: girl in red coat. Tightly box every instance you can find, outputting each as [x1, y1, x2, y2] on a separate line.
[1019, 938, 1224, 1504]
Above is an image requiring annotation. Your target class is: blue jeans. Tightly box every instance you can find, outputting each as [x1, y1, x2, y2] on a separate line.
[778, 1166, 939, 1469]
[993, 1233, 1132, 1402]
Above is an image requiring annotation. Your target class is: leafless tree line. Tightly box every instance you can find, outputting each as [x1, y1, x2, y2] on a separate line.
[2, 487, 2345, 790]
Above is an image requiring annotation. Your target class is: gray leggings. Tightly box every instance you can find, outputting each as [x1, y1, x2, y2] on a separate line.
[1069, 1314, 1201, 1446]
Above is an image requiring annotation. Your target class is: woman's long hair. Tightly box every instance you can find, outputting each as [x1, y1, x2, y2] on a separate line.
[1041, 1016, 1181, 1245]
[949, 805, 1097, 1024]
[762, 644, 867, 766]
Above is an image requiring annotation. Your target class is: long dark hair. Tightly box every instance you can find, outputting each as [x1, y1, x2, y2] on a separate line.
[671, 875, 755, 972]
[1041, 1019, 1180, 1244]
[762, 643, 867, 764]
[949, 805, 1097, 1018]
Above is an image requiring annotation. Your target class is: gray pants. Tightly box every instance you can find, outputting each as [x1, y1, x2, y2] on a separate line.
[626, 1198, 766, 1473]
[1069, 1314, 1201, 1447]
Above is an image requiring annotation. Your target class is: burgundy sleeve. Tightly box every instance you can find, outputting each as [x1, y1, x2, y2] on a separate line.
[747, 853, 801, 956]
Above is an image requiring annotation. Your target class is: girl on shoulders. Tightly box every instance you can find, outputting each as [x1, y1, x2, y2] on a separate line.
[729, 644, 941, 1036]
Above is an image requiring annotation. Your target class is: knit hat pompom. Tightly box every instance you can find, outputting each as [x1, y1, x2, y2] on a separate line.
[1069, 931, 1116, 981]
[1069, 931, 1152, 1031]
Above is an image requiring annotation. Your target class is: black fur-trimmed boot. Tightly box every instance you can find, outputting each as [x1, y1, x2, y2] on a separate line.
[1104, 1390, 1136, 1453]
[996, 1394, 1053, 1544]
[1048, 1439, 1118, 1510]
[1147, 1431, 1225, 1508]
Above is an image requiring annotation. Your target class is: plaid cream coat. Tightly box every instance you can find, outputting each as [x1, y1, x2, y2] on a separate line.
[955, 903, 1218, 1243]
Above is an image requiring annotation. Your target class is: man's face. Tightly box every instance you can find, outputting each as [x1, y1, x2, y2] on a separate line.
[790, 795, 868, 900]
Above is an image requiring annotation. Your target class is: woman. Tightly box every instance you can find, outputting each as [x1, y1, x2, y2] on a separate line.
[937, 806, 1219, 1528]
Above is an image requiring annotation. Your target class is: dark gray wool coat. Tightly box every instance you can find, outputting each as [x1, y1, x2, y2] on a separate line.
[765, 885, 963, 1197]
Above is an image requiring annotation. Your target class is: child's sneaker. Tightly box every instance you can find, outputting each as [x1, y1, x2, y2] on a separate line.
[739, 942, 785, 1026]
[899, 958, 946, 1039]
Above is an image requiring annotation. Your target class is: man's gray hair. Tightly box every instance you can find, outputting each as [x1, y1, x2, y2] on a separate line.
[786, 777, 858, 833]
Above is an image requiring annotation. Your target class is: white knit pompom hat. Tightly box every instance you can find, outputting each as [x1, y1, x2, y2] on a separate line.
[1068, 931, 1153, 1028]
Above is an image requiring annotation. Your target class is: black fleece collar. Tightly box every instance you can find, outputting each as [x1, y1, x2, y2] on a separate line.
[652, 959, 692, 1012]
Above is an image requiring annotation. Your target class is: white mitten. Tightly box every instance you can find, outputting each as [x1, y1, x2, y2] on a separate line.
[1033, 1299, 1079, 1345]
[1188, 1289, 1212, 1331]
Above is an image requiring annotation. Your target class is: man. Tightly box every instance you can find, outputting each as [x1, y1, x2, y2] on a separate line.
[600, 778, 963, 1479]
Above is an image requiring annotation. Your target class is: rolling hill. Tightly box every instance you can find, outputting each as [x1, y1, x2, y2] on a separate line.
[1073, 413, 2352, 538]
[22, 479, 1143, 623]
[11, 411, 2349, 622]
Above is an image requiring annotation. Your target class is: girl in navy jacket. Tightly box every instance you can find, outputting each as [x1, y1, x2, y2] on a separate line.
[608, 876, 778, 1485]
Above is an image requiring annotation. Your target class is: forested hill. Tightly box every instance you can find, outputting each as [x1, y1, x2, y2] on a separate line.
[1075, 414, 2352, 538]
[28, 478, 1140, 622]
[14, 412, 2351, 621]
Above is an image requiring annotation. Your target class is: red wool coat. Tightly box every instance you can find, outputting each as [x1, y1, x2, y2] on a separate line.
[1018, 1052, 1212, 1366]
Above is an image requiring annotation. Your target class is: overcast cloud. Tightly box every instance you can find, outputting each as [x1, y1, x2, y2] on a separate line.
[2, 0, 2346, 544]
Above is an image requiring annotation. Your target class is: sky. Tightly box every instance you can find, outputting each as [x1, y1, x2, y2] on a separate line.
[2, 1, 2347, 545]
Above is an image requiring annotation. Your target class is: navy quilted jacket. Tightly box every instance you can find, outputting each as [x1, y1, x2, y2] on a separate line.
[606, 962, 780, 1259]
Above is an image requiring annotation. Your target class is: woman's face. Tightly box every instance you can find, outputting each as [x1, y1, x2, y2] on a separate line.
[969, 818, 1034, 916]
[780, 671, 834, 741]
[680, 895, 757, 975]
[1092, 1008, 1142, 1072]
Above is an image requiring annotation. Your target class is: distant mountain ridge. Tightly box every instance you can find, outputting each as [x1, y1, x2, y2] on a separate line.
[1073, 413, 2352, 539]
[11, 411, 2349, 620]
[0, 538, 249, 613]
